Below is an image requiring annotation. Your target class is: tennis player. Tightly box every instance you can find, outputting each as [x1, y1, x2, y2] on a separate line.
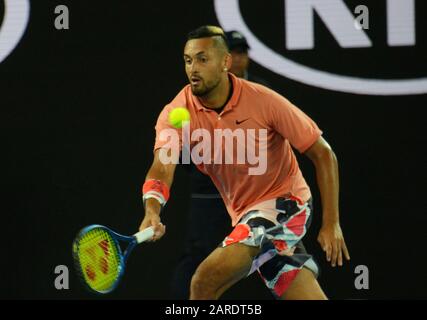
[139, 26, 350, 300]
[170, 29, 274, 299]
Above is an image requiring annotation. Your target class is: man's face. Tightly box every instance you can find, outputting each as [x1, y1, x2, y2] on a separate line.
[229, 48, 249, 78]
[184, 38, 226, 97]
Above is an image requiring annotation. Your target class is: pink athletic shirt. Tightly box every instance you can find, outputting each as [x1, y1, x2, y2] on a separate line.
[154, 73, 322, 226]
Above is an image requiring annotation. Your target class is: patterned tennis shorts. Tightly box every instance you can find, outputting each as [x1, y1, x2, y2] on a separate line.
[220, 196, 319, 298]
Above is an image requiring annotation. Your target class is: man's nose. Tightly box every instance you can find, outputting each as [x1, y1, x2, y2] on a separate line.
[189, 61, 199, 73]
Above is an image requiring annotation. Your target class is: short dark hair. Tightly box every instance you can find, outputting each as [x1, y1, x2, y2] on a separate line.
[187, 25, 229, 52]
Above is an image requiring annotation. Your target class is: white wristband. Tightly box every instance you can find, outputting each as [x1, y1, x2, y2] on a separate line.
[143, 192, 166, 206]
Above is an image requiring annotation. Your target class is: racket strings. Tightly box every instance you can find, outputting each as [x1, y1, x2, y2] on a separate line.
[75, 228, 121, 292]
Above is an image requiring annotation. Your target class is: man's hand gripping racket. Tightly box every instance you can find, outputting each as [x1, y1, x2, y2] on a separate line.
[72, 179, 169, 294]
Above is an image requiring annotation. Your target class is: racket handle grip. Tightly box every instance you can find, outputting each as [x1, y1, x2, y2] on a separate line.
[134, 226, 155, 244]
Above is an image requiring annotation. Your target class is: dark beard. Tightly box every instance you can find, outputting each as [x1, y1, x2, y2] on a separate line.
[191, 85, 209, 97]
[191, 78, 221, 97]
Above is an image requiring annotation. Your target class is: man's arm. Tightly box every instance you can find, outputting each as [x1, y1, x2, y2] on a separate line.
[139, 149, 177, 241]
[304, 136, 350, 267]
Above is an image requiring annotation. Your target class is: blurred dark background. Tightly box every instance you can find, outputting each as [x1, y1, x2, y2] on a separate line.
[1, 0, 426, 299]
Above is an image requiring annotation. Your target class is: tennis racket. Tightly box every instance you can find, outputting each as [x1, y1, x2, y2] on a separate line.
[72, 225, 154, 294]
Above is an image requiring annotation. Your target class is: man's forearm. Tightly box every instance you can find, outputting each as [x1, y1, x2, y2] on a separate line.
[305, 138, 349, 265]
[143, 158, 175, 217]
[145, 198, 162, 216]
[313, 148, 340, 226]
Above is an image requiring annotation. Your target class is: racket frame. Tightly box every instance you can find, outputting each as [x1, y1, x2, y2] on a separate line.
[72, 224, 139, 294]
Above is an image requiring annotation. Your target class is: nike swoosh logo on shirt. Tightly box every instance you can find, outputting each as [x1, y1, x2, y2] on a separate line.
[235, 118, 250, 125]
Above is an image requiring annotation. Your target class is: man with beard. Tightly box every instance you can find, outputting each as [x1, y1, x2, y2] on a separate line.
[139, 26, 350, 300]
[170, 29, 273, 300]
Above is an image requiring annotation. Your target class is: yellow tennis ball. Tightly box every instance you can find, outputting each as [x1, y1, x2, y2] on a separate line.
[168, 107, 190, 129]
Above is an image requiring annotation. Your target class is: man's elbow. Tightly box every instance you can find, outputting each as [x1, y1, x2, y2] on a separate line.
[316, 145, 337, 165]
[305, 138, 337, 164]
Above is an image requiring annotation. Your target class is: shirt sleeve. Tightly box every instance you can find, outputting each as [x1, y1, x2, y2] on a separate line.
[269, 93, 323, 153]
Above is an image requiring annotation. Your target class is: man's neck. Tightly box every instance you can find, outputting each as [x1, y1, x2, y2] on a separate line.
[198, 74, 231, 110]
